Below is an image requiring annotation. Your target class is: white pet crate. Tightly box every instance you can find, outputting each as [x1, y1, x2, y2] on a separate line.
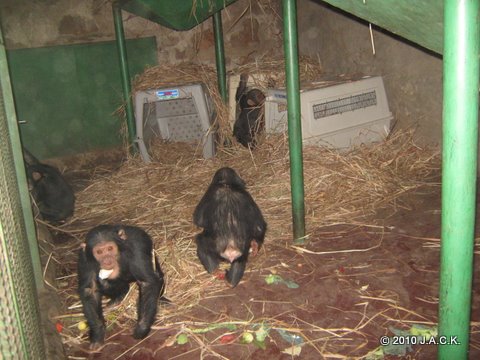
[265, 76, 393, 148]
[134, 84, 215, 162]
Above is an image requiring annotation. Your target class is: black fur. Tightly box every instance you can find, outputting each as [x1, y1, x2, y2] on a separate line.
[78, 224, 165, 349]
[23, 147, 75, 222]
[193, 167, 267, 287]
[233, 74, 266, 148]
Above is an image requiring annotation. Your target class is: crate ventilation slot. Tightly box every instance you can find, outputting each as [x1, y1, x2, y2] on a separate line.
[313, 90, 377, 120]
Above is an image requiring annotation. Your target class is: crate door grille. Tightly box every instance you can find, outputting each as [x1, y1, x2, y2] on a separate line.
[313, 90, 378, 120]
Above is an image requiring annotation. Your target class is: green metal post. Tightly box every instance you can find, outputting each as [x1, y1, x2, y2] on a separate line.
[113, 2, 137, 150]
[439, 0, 479, 358]
[213, 11, 227, 103]
[0, 26, 44, 291]
[282, 0, 306, 243]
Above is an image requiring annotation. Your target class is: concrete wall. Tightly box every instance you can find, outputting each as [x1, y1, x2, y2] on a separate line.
[0, 0, 284, 68]
[297, 1, 443, 145]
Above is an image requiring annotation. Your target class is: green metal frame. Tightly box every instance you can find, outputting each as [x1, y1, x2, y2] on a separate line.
[113, 2, 137, 152]
[439, 0, 479, 358]
[116, 0, 237, 31]
[213, 11, 227, 103]
[1, 23, 46, 358]
[282, 0, 306, 243]
[0, 23, 43, 291]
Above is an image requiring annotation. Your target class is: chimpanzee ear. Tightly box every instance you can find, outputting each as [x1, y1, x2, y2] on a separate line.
[80, 243, 86, 251]
[232, 174, 246, 188]
[32, 171, 43, 181]
[118, 228, 128, 240]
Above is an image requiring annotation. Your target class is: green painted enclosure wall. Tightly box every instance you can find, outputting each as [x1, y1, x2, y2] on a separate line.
[7, 37, 157, 160]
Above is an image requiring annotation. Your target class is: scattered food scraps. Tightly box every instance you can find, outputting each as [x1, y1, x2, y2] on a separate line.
[190, 322, 237, 334]
[241, 332, 254, 344]
[276, 329, 304, 345]
[176, 333, 189, 345]
[365, 324, 439, 359]
[55, 322, 63, 333]
[409, 324, 437, 339]
[264, 274, 299, 288]
[220, 334, 236, 344]
[255, 324, 270, 342]
[281, 345, 302, 356]
[215, 271, 226, 280]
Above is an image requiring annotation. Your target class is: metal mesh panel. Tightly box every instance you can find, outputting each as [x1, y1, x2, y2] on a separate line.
[157, 98, 204, 142]
[0, 60, 46, 360]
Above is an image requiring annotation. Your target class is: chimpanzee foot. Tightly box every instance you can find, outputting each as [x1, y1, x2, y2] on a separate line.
[133, 322, 151, 339]
[88, 341, 104, 352]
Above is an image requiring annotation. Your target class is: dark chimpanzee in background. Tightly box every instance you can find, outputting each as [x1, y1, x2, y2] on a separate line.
[78, 224, 165, 350]
[233, 74, 266, 148]
[23, 147, 75, 222]
[193, 167, 267, 287]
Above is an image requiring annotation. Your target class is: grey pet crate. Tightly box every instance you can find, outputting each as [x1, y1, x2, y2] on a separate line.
[134, 83, 215, 162]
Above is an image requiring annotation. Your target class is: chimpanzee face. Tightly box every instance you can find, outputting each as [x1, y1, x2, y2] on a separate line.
[93, 241, 119, 270]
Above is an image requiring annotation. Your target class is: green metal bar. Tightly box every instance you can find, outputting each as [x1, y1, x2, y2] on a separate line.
[439, 0, 479, 358]
[282, 0, 305, 243]
[113, 2, 137, 151]
[0, 26, 44, 291]
[213, 11, 227, 103]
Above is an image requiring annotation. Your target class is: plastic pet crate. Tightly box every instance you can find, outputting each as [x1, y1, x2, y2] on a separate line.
[265, 76, 393, 148]
[134, 83, 215, 162]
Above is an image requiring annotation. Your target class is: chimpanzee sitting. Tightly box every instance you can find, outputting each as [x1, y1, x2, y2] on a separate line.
[23, 147, 75, 222]
[78, 224, 165, 350]
[193, 167, 267, 287]
[233, 74, 266, 148]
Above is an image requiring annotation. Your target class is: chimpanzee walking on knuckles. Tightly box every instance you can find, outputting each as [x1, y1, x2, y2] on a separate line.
[77, 224, 165, 350]
[193, 167, 267, 287]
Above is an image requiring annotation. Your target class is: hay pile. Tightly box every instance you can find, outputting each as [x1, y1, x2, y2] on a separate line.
[57, 128, 440, 343]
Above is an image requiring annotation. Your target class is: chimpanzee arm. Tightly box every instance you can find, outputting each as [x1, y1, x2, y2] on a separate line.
[245, 194, 267, 246]
[193, 189, 215, 228]
[128, 251, 163, 339]
[235, 73, 248, 104]
[77, 250, 105, 350]
[253, 215, 267, 245]
[196, 232, 221, 273]
[226, 256, 247, 287]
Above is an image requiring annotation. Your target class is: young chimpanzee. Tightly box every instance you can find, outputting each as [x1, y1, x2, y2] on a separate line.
[78, 224, 165, 350]
[23, 147, 75, 222]
[233, 74, 266, 148]
[193, 167, 267, 287]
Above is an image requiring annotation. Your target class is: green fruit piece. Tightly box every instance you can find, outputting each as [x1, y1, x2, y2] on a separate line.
[177, 334, 189, 345]
[242, 332, 254, 343]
